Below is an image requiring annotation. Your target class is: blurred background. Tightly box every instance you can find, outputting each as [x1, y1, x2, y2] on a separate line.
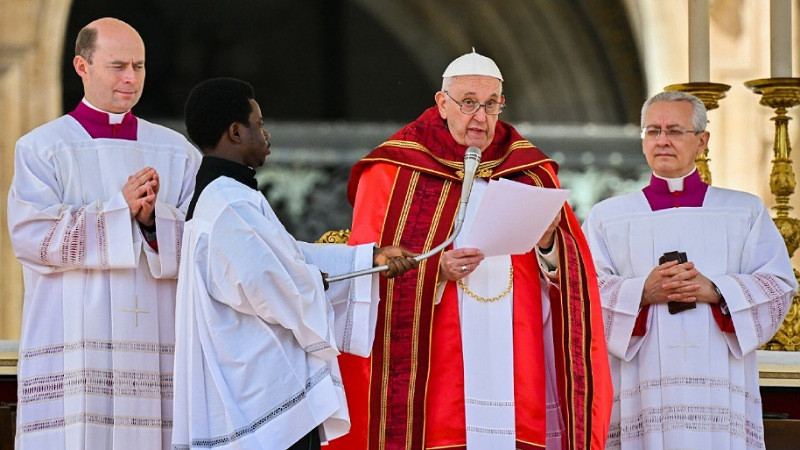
[1, 0, 797, 337]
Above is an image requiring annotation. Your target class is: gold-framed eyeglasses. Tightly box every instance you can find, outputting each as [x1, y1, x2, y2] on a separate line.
[640, 127, 701, 140]
[444, 91, 506, 115]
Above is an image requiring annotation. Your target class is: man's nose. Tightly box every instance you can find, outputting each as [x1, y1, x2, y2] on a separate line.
[473, 106, 488, 122]
[655, 131, 670, 144]
[121, 66, 137, 82]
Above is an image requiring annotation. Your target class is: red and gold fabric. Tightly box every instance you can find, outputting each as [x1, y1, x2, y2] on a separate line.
[329, 107, 612, 449]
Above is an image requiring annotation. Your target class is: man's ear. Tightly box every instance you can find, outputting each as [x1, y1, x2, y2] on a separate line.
[228, 123, 241, 142]
[696, 130, 710, 156]
[435, 91, 448, 119]
[73, 55, 89, 80]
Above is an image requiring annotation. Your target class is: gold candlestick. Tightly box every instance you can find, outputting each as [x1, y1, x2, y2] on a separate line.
[665, 82, 731, 185]
[745, 77, 800, 351]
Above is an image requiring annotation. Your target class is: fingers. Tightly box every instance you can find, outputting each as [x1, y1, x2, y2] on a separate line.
[400, 247, 418, 258]
[447, 248, 483, 259]
[666, 290, 698, 301]
[126, 167, 157, 189]
[538, 211, 562, 248]
[656, 260, 680, 271]
[382, 256, 418, 279]
[150, 171, 160, 195]
[123, 167, 159, 216]
[135, 183, 157, 226]
[537, 229, 556, 249]
[658, 261, 694, 277]
[374, 246, 419, 268]
[381, 246, 418, 259]
[439, 248, 485, 280]
[373, 245, 419, 279]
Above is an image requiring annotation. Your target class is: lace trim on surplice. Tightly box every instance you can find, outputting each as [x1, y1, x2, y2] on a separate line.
[20, 339, 174, 359]
[187, 367, 331, 448]
[18, 368, 173, 404]
[18, 412, 172, 435]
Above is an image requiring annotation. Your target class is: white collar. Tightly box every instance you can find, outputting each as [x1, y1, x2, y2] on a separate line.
[653, 167, 697, 192]
[82, 98, 129, 125]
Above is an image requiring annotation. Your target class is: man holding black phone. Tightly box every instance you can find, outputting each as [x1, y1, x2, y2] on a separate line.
[582, 91, 797, 449]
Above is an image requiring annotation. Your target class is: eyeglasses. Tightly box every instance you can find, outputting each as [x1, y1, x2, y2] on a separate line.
[444, 91, 506, 115]
[640, 127, 701, 140]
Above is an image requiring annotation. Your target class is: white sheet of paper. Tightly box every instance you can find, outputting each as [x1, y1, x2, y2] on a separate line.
[461, 178, 569, 257]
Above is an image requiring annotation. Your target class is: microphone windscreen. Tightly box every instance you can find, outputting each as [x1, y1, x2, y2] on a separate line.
[464, 146, 481, 167]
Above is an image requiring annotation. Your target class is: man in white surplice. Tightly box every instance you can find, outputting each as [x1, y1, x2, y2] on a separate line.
[582, 91, 797, 449]
[172, 78, 417, 450]
[7, 17, 201, 449]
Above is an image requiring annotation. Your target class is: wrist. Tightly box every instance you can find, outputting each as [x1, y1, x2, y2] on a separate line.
[713, 283, 729, 315]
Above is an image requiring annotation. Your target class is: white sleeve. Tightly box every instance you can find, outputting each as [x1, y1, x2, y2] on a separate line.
[297, 241, 380, 357]
[582, 208, 648, 361]
[206, 199, 340, 360]
[141, 144, 200, 279]
[7, 141, 137, 273]
[712, 202, 798, 357]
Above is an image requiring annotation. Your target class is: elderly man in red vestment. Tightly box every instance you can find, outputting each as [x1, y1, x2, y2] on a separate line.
[329, 51, 613, 449]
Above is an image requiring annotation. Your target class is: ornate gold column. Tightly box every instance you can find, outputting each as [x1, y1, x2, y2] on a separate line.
[745, 77, 800, 351]
[664, 82, 731, 185]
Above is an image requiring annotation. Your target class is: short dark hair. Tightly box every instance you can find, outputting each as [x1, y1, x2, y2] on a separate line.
[184, 78, 255, 152]
[75, 26, 98, 63]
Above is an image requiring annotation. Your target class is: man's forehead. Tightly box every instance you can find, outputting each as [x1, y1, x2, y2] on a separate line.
[450, 76, 502, 95]
[645, 102, 693, 123]
[94, 29, 145, 56]
[644, 122, 685, 128]
[108, 57, 145, 64]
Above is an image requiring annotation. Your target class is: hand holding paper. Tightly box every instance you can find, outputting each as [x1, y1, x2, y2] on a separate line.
[461, 178, 569, 257]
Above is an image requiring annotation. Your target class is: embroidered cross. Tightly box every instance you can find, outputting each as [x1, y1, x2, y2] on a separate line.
[123, 295, 149, 327]
[669, 331, 699, 362]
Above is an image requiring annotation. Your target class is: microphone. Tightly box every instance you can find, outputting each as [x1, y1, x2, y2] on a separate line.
[326, 146, 482, 283]
[454, 146, 481, 233]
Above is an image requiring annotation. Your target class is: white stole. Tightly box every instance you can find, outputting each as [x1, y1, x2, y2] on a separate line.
[457, 180, 517, 448]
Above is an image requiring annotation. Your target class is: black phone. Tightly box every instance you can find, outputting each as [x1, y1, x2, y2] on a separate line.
[658, 251, 696, 314]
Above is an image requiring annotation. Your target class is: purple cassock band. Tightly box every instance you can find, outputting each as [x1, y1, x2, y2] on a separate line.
[68, 101, 138, 141]
[642, 170, 708, 211]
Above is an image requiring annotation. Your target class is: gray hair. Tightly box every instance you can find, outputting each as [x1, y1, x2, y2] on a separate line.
[640, 91, 707, 132]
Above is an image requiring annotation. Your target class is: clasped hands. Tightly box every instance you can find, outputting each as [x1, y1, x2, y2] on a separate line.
[641, 259, 722, 307]
[123, 166, 159, 227]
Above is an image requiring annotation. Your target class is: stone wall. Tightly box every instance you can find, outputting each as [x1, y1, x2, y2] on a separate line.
[0, 0, 72, 339]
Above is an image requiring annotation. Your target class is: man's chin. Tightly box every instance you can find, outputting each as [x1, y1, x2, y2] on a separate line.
[465, 139, 487, 150]
[111, 100, 137, 113]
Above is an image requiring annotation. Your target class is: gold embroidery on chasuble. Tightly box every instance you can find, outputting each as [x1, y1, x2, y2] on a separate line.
[405, 180, 452, 448]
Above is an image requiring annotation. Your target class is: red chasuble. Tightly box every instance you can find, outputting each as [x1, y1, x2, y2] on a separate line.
[329, 107, 612, 449]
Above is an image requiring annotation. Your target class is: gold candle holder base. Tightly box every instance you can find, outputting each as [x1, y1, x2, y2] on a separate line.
[746, 77, 800, 351]
[664, 82, 731, 184]
[745, 77, 800, 110]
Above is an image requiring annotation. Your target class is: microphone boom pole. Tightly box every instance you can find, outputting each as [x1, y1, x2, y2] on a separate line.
[326, 146, 482, 283]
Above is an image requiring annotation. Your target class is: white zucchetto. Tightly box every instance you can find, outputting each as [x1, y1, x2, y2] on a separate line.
[442, 48, 503, 81]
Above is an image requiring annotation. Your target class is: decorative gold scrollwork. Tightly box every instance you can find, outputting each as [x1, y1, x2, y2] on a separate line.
[746, 77, 800, 351]
[316, 229, 351, 244]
